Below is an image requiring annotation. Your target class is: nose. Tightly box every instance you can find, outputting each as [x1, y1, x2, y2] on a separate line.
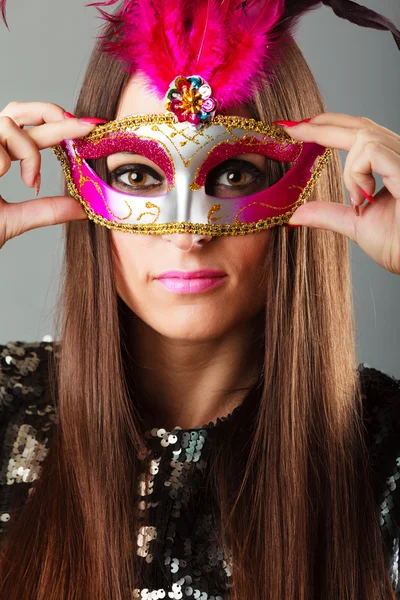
[161, 232, 213, 251]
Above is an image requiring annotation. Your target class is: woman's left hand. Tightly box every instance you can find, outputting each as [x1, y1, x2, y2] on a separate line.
[275, 113, 400, 275]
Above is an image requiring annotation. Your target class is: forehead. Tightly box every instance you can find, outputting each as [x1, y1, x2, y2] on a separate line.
[116, 73, 166, 118]
[115, 71, 255, 120]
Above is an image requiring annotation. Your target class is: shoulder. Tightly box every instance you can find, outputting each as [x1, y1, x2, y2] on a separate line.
[358, 362, 400, 408]
[357, 363, 400, 542]
[0, 339, 59, 545]
[0, 338, 59, 429]
[358, 362, 400, 460]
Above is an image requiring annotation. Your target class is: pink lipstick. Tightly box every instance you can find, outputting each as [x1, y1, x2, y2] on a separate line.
[155, 270, 227, 294]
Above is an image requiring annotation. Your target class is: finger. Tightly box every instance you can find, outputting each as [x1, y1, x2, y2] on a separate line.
[308, 112, 400, 141]
[4, 195, 89, 240]
[287, 200, 360, 241]
[343, 130, 400, 206]
[277, 120, 400, 155]
[0, 116, 102, 189]
[25, 118, 104, 150]
[0, 116, 41, 188]
[0, 101, 69, 127]
[349, 142, 400, 204]
[0, 143, 12, 178]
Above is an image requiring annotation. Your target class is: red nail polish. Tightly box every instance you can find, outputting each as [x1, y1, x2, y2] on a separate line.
[360, 188, 375, 203]
[273, 118, 311, 128]
[79, 117, 108, 125]
[64, 111, 76, 119]
[273, 120, 300, 127]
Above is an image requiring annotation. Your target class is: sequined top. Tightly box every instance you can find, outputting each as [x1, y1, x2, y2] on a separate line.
[1, 339, 400, 599]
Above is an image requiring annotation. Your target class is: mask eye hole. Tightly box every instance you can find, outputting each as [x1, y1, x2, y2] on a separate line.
[205, 157, 267, 198]
[204, 153, 292, 198]
[106, 153, 168, 196]
[108, 163, 167, 196]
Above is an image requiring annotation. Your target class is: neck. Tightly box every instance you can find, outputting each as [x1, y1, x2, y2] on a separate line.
[123, 311, 264, 431]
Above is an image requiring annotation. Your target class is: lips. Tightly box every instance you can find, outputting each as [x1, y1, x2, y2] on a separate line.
[155, 270, 227, 294]
[156, 269, 226, 279]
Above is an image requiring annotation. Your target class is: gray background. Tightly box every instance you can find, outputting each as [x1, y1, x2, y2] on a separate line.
[0, 0, 399, 376]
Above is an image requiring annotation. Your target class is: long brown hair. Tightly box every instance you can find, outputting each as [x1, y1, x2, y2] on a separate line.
[0, 28, 395, 600]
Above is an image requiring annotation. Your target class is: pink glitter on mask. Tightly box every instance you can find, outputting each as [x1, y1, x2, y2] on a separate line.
[193, 139, 302, 187]
[53, 116, 332, 235]
[74, 132, 175, 186]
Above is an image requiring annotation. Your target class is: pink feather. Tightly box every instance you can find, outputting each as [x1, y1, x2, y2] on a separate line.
[89, 0, 286, 108]
[159, 0, 191, 76]
[212, 0, 287, 107]
[88, 0, 180, 95]
[2, 0, 396, 110]
[88, 0, 284, 109]
[189, 0, 230, 80]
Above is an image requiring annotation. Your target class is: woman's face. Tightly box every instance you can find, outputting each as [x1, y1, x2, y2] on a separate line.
[108, 73, 271, 341]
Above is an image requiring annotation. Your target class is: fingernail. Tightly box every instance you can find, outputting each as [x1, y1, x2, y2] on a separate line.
[34, 173, 41, 197]
[273, 120, 300, 127]
[360, 188, 375, 203]
[273, 118, 311, 127]
[79, 117, 107, 125]
[350, 198, 360, 217]
[64, 111, 76, 119]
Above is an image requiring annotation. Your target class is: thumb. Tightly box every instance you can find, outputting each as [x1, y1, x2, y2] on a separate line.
[6, 195, 88, 241]
[288, 201, 358, 241]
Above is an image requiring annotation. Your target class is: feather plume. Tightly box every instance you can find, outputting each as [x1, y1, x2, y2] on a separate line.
[1, 0, 399, 109]
[276, 0, 400, 47]
[211, 0, 286, 106]
[189, 0, 230, 80]
[85, 0, 287, 107]
[85, 0, 399, 109]
[0, 0, 9, 29]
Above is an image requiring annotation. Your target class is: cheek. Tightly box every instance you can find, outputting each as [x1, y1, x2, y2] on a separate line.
[228, 231, 271, 278]
[109, 229, 271, 340]
[219, 231, 271, 310]
[110, 231, 153, 301]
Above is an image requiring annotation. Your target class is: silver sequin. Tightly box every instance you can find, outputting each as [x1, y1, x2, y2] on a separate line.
[1, 344, 400, 599]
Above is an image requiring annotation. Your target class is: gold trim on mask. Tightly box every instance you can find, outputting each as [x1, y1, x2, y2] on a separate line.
[234, 200, 299, 226]
[76, 129, 176, 191]
[149, 123, 226, 169]
[188, 136, 303, 191]
[53, 114, 333, 236]
[137, 202, 161, 224]
[207, 204, 222, 224]
[83, 114, 299, 142]
[72, 142, 134, 221]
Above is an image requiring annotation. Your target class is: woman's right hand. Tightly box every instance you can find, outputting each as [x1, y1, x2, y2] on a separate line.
[0, 101, 106, 249]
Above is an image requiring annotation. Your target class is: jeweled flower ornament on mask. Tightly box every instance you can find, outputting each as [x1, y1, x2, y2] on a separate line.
[165, 76, 218, 129]
[49, 0, 400, 236]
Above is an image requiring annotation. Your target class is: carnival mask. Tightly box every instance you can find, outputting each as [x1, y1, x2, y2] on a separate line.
[52, 1, 399, 235]
[53, 111, 331, 236]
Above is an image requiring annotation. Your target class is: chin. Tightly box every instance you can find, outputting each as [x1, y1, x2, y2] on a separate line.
[148, 313, 233, 342]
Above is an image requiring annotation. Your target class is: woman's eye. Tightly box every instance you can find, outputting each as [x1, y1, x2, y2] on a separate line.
[216, 168, 256, 187]
[119, 169, 159, 187]
[109, 164, 164, 194]
[205, 159, 266, 197]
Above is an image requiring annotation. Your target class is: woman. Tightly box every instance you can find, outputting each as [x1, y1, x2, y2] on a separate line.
[0, 0, 399, 598]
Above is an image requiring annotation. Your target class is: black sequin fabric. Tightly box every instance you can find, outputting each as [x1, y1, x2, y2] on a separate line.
[0, 339, 400, 599]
